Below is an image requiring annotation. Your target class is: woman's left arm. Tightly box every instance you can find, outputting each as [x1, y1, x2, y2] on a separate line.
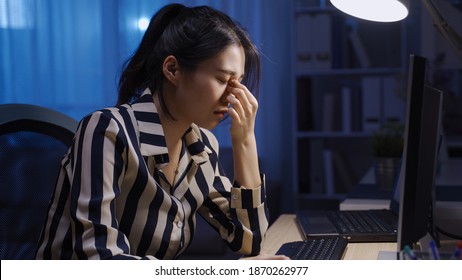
[226, 79, 261, 189]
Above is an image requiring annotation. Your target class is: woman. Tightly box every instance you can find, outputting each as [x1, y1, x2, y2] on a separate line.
[35, 3, 284, 260]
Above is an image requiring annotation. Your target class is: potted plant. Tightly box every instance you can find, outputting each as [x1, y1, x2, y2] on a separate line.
[369, 122, 404, 190]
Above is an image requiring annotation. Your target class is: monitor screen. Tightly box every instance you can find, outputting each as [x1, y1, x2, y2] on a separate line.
[397, 54, 443, 251]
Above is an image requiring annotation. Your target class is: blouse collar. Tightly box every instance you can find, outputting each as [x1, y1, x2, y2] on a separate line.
[129, 88, 212, 168]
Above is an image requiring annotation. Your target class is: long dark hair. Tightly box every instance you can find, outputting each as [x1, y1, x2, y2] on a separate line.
[117, 3, 260, 119]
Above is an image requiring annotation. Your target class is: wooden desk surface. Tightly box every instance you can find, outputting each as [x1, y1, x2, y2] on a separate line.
[261, 214, 397, 260]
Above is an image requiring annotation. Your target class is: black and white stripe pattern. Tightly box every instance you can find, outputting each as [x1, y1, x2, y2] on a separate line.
[35, 89, 268, 259]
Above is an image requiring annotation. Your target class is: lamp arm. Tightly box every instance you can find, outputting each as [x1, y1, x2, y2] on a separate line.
[423, 0, 462, 63]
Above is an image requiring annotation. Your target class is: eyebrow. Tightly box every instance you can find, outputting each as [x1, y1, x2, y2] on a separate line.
[216, 69, 244, 80]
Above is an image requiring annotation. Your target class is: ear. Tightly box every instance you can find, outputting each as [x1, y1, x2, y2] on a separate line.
[162, 55, 180, 85]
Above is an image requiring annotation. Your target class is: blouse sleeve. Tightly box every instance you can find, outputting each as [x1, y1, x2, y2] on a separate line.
[197, 130, 269, 256]
[73, 111, 166, 259]
[37, 110, 156, 259]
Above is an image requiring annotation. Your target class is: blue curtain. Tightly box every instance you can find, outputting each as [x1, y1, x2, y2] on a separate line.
[1, 0, 291, 186]
[1, 0, 121, 118]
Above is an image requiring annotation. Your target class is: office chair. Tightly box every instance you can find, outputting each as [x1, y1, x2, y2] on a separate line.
[0, 104, 78, 259]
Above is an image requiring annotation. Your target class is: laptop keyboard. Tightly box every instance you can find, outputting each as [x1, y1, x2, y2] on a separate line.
[327, 211, 390, 233]
[276, 238, 348, 260]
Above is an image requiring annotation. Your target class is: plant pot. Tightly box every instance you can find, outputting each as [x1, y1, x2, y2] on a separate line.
[374, 157, 400, 191]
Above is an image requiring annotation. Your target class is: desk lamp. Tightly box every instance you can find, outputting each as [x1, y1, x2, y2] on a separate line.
[330, 0, 462, 63]
[330, 0, 409, 22]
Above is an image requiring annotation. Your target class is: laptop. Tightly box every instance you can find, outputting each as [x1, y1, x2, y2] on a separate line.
[296, 55, 443, 243]
[296, 171, 401, 242]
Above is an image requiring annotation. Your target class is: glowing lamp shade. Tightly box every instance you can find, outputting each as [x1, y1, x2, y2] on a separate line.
[330, 0, 410, 22]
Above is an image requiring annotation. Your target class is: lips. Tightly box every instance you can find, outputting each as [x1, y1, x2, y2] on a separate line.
[213, 108, 228, 115]
[213, 108, 228, 120]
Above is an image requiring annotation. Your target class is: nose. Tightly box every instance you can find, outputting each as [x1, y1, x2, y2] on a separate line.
[220, 92, 229, 104]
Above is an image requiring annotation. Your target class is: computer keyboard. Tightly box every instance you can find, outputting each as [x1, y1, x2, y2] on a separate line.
[275, 238, 348, 260]
[327, 210, 391, 233]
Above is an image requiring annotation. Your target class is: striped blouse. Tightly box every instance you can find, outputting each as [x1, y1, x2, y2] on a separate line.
[35, 90, 268, 260]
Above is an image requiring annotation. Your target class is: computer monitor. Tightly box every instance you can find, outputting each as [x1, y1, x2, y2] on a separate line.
[397, 54, 443, 251]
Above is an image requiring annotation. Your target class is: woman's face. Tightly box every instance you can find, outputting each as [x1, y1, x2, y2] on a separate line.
[173, 45, 245, 129]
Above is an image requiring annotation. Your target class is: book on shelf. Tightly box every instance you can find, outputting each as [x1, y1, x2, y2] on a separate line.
[331, 12, 349, 69]
[309, 139, 325, 194]
[323, 149, 356, 196]
[295, 13, 312, 72]
[383, 75, 405, 124]
[312, 13, 332, 69]
[341, 86, 352, 132]
[323, 149, 335, 195]
[298, 139, 325, 194]
[348, 29, 371, 68]
[322, 92, 336, 131]
[306, 86, 363, 133]
[321, 91, 345, 132]
[297, 78, 314, 131]
[350, 86, 363, 132]
[332, 150, 356, 193]
[361, 75, 406, 133]
[295, 12, 332, 71]
[361, 76, 381, 133]
[341, 85, 364, 133]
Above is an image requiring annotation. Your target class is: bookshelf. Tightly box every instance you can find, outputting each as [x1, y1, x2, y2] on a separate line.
[289, 0, 409, 210]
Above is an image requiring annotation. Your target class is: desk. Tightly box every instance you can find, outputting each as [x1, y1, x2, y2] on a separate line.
[261, 214, 397, 260]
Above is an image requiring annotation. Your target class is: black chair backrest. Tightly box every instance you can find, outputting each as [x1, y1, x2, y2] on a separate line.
[0, 104, 78, 259]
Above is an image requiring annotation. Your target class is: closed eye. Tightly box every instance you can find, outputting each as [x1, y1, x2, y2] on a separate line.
[216, 77, 228, 85]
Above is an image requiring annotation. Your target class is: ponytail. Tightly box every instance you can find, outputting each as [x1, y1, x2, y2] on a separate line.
[117, 3, 185, 105]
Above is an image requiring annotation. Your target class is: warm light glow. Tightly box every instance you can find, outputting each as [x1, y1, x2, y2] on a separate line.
[137, 17, 149, 31]
[330, 0, 409, 22]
